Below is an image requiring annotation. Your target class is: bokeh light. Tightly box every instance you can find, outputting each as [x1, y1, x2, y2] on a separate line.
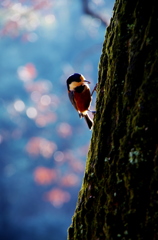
[34, 166, 57, 185]
[0, 0, 114, 239]
[44, 188, 71, 208]
[14, 100, 25, 112]
[26, 107, 37, 118]
[26, 137, 57, 158]
[17, 63, 37, 82]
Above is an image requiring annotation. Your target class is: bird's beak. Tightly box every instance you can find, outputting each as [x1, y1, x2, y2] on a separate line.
[84, 80, 91, 84]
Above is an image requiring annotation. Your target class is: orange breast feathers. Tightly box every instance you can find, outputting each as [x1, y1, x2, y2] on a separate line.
[74, 87, 91, 114]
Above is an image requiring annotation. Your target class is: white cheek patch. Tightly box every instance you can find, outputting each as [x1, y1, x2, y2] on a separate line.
[69, 81, 81, 90]
[80, 74, 85, 81]
[69, 81, 90, 91]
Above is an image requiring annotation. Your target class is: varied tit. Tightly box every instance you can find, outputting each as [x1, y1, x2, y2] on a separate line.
[67, 73, 93, 130]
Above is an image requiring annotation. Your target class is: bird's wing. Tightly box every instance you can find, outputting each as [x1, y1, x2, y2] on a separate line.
[68, 90, 78, 112]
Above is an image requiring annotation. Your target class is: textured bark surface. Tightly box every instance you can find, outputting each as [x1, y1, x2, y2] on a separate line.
[68, 0, 158, 239]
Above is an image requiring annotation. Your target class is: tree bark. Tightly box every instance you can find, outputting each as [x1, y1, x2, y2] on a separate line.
[68, 0, 158, 239]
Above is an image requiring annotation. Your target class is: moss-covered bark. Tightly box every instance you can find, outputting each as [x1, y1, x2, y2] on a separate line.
[68, 0, 158, 239]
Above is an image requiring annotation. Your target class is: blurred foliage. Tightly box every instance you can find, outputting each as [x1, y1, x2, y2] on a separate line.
[0, 0, 114, 239]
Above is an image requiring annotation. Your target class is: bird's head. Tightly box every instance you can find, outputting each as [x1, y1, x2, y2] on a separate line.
[67, 73, 90, 91]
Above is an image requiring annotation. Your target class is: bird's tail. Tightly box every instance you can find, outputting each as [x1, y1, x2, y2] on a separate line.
[84, 114, 93, 130]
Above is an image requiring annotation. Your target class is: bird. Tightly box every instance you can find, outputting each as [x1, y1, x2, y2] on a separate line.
[66, 73, 94, 130]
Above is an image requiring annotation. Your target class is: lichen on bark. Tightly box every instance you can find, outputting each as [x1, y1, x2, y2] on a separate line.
[68, 0, 158, 239]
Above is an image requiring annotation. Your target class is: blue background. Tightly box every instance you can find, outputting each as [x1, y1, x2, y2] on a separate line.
[0, 0, 114, 239]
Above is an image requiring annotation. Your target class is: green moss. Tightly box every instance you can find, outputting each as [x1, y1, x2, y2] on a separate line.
[68, 0, 158, 239]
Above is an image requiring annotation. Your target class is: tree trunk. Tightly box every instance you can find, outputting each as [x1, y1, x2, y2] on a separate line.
[68, 0, 158, 239]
